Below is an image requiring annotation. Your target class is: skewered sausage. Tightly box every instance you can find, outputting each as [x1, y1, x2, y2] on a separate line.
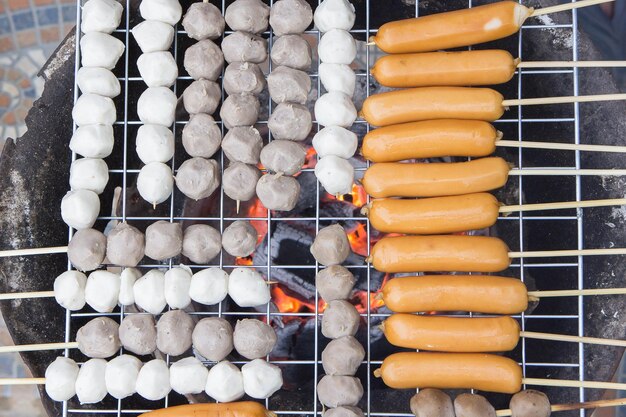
[270, 0, 313, 35]
[119, 314, 157, 355]
[370, 235, 510, 273]
[271, 34, 312, 70]
[182, 2, 225, 40]
[145, 220, 182, 261]
[170, 357, 208, 395]
[510, 390, 551, 417]
[137, 162, 174, 205]
[222, 220, 258, 257]
[233, 319, 277, 359]
[376, 352, 522, 393]
[260, 140, 306, 175]
[455, 394, 497, 417]
[132, 20, 174, 53]
[362, 157, 510, 198]
[136, 124, 175, 164]
[182, 224, 222, 264]
[184, 39, 225, 81]
[222, 126, 264, 164]
[316, 265, 355, 302]
[311, 224, 351, 266]
[106, 222, 145, 267]
[67, 228, 106, 272]
[76, 317, 121, 358]
[156, 310, 194, 356]
[225, 0, 270, 34]
[176, 157, 220, 200]
[182, 114, 222, 158]
[256, 173, 301, 211]
[223, 162, 261, 202]
[410, 389, 455, 417]
[137, 402, 278, 417]
[183, 79, 221, 115]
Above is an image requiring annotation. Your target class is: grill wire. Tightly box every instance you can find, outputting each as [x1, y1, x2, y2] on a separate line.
[63, 0, 594, 416]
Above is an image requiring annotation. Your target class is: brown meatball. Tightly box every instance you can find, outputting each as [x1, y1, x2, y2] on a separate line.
[220, 93, 260, 129]
[222, 31, 268, 64]
[269, 0, 312, 36]
[192, 317, 234, 361]
[222, 126, 264, 164]
[321, 300, 360, 339]
[118, 314, 157, 355]
[510, 390, 551, 417]
[454, 393, 496, 417]
[268, 102, 312, 141]
[106, 222, 145, 267]
[324, 407, 365, 417]
[156, 310, 194, 356]
[317, 375, 363, 407]
[310, 224, 350, 266]
[225, 0, 269, 34]
[256, 173, 300, 211]
[224, 62, 265, 96]
[410, 389, 455, 417]
[144, 220, 182, 261]
[233, 318, 277, 359]
[182, 224, 222, 264]
[270, 34, 311, 70]
[175, 157, 220, 200]
[316, 265, 355, 302]
[182, 113, 222, 158]
[267, 66, 311, 104]
[322, 336, 364, 376]
[260, 140, 306, 176]
[182, 2, 225, 40]
[68, 228, 106, 272]
[222, 220, 258, 257]
[223, 162, 261, 202]
[184, 39, 224, 81]
[183, 79, 221, 115]
[76, 317, 121, 359]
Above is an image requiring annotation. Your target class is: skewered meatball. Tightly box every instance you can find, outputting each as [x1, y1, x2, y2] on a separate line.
[137, 51, 178, 87]
[145, 220, 182, 261]
[192, 317, 234, 361]
[132, 20, 175, 53]
[182, 113, 222, 158]
[72, 93, 116, 126]
[233, 319, 277, 359]
[312, 126, 358, 159]
[68, 228, 106, 272]
[311, 224, 350, 266]
[267, 66, 311, 104]
[182, 224, 222, 264]
[80, 32, 125, 69]
[183, 79, 221, 115]
[45, 357, 79, 402]
[54, 271, 87, 311]
[314, 0, 356, 32]
[410, 389, 455, 417]
[137, 87, 177, 127]
[454, 393, 496, 417]
[133, 269, 167, 315]
[175, 157, 221, 200]
[182, 2, 225, 40]
[510, 390, 551, 417]
[81, 0, 123, 33]
[84, 270, 120, 313]
[119, 268, 141, 306]
[315, 91, 357, 128]
[119, 314, 157, 355]
[105, 354, 142, 400]
[315, 155, 354, 196]
[222, 31, 268, 64]
[270, 0, 312, 35]
[137, 162, 174, 206]
[164, 266, 192, 309]
[321, 300, 360, 339]
[268, 102, 312, 141]
[170, 357, 209, 395]
[318, 29, 356, 64]
[77, 360, 106, 405]
[139, 0, 182, 25]
[256, 173, 300, 211]
[223, 162, 261, 202]
[228, 267, 271, 307]
[70, 124, 114, 159]
[205, 361, 245, 402]
[242, 359, 283, 399]
[156, 310, 194, 356]
[225, 0, 270, 34]
[136, 124, 175, 164]
[189, 267, 229, 305]
[224, 62, 266, 96]
[222, 220, 257, 257]
[260, 140, 306, 175]
[316, 265, 355, 302]
[220, 93, 260, 129]
[319, 63, 356, 97]
[61, 189, 100, 230]
[270, 34, 311, 70]
[77, 67, 120, 97]
[322, 335, 364, 376]
[184, 39, 225, 81]
[76, 317, 121, 358]
[222, 126, 263, 164]
[324, 407, 364, 417]
[317, 375, 363, 407]
[106, 222, 145, 267]
[136, 359, 171, 401]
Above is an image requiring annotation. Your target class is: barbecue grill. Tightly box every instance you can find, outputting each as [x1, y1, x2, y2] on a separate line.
[1, 0, 626, 416]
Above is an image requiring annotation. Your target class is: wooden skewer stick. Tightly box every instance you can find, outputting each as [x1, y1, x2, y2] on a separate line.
[0, 342, 78, 354]
[502, 93, 626, 107]
[499, 198, 626, 213]
[529, 288, 626, 297]
[518, 60, 626, 68]
[497, 140, 626, 153]
[0, 290, 54, 301]
[520, 331, 626, 347]
[496, 396, 626, 416]
[510, 168, 626, 176]
[530, 0, 615, 16]
[509, 248, 626, 259]
[523, 378, 626, 390]
[0, 378, 46, 386]
[0, 246, 68, 258]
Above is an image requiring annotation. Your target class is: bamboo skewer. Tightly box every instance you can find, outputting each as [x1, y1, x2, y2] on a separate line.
[509, 248, 626, 259]
[502, 93, 626, 107]
[524, 378, 626, 391]
[499, 198, 626, 213]
[497, 140, 626, 153]
[510, 168, 626, 176]
[520, 331, 626, 347]
[518, 60, 626, 68]
[0, 246, 68, 257]
[496, 396, 626, 416]
[0, 290, 54, 301]
[0, 342, 78, 354]
[529, 288, 626, 297]
[529, 0, 615, 17]
[0, 378, 46, 386]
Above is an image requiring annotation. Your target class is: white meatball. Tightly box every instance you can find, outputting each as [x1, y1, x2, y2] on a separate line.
[53, 270, 87, 311]
[136, 359, 171, 401]
[105, 354, 142, 399]
[77, 67, 120, 97]
[137, 162, 173, 206]
[69, 158, 109, 194]
[164, 266, 192, 309]
[319, 63, 356, 97]
[61, 189, 100, 230]
[189, 268, 229, 305]
[135, 124, 175, 164]
[75, 359, 107, 404]
[315, 155, 354, 195]
[312, 126, 358, 159]
[315, 92, 357, 128]
[133, 269, 167, 315]
[314, 0, 356, 32]
[242, 359, 283, 399]
[69, 124, 114, 158]
[170, 357, 208, 395]
[205, 361, 245, 402]
[228, 267, 270, 307]
[81, 0, 123, 33]
[318, 29, 356, 64]
[137, 52, 178, 87]
[72, 94, 116, 126]
[45, 357, 79, 402]
[119, 267, 141, 306]
[137, 87, 177, 126]
[139, 0, 182, 25]
[85, 270, 120, 313]
[132, 20, 175, 53]
[80, 32, 125, 69]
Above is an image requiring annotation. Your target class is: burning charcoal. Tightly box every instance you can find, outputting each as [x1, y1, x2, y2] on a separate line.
[119, 314, 157, 356]
[310, 224, 351, 266]
[156, 310, 194, 356]
[316, 265, 355, 302]
[321, 335, 364, 376]
[410, 389, 455, 417]
[233, 318, 277, 359]
[317, 375, 363, 407]
[454, 394, 496, 417]
[321, 300, 360, 339]
[192, 317, 234, 361]
[509, 390, 551, 417]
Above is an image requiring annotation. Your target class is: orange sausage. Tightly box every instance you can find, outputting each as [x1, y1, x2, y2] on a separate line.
[361, 87, 505, 127]
[382, 275, 529, 314]
[369, 234, 511, 273]
[362, 157, 510, 198]
[361, 120, 500, 162]
[375, 352, 522, 394]
[371, 2, 533, 53]
[371, 50, 518, 88]
[138, 402, 276, 417]
[382, 314, 521, 352]
[365, 193, 500, 234]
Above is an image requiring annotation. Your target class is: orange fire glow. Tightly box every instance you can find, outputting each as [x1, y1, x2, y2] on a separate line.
[334, 183, 368, 208]
[346, 222, 368, 257]
[302, 147, 317, 169]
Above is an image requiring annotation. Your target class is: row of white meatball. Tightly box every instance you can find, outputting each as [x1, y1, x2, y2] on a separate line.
[55, 266, 271, 314]
[45, 355, 282, 404]
[313, 0, 358, 196]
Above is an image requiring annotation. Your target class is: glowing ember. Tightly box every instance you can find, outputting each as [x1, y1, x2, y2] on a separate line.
[333, 183, 368, 208]
[234, 256, 253, 266]
[346, 222, 368, 257]
[302, 147, 317, 169]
